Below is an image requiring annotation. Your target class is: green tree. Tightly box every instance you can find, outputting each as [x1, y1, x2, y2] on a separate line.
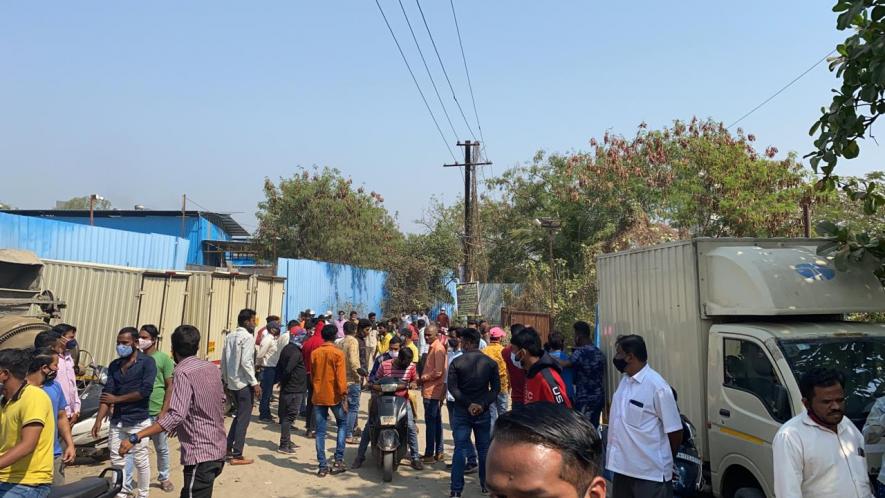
[56, 196, 112, 210]
[255, 167, 401, 268]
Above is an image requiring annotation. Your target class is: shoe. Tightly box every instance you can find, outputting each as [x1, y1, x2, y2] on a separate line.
[421, 455, 437, 464]
[330, 460, 347, 475]
[159, 480, 174, 493]
[481, 487, 489, 495]
[353, 427, 363, 437]
[446, 463, 453, 470]
[277, 446, 296, 455]
[465, 463, 478, 474]
[450, 493, 461, 497]
[351, 457, 364, 469]
[410, 458, 424, 470]
[228, 457, 254, 466]
[345, 437, 357, 445]
[306, 430, 316, 439]
[317, 467, 329, 478]
[435, 452, 446, 462]
[259, 417, 275, 423]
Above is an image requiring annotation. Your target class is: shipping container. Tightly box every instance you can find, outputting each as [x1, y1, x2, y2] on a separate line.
[41, 260, 143, 366]
[135, 271, 190, 356]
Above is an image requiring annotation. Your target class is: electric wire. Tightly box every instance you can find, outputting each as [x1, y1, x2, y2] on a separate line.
[396, 0, 461, 141]
[727, 49, 837, 130]
[374, 0, 458, 162]
[414, 0, 477, 141]
[449, 0, 485, 147]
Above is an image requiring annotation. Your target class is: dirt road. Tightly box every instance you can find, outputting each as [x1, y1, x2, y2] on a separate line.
[66, 395, 488, 498]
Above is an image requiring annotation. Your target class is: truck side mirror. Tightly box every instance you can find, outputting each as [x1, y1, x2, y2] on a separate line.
[772, 384, 791, 422]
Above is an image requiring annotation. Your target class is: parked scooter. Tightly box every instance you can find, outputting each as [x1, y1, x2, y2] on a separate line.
[70, 350, 109, 460]
[48, 468, 122, 498]
[367, 377, 410, 482]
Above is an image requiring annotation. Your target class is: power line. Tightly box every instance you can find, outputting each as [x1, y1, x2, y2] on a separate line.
[396, 0, 460, 141]
[727, 49, 837, 130]
[374, 0, 458, 162]
[414, 0, 477, 141]
[449, 0, 485, 147]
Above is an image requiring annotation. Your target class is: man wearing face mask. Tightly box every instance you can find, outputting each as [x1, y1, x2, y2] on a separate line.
[773, 368, 874, 498]
[49, 324, 81, 426]
[134, 324, 175, 492]
[606, 334, 682, 498]
[120, 325, 228, 498]
[27, 347, 76, 486]
[510, 327, 572, 407]
[92, 327, 157, 498]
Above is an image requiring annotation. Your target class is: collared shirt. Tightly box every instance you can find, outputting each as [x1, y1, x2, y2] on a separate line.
[421, 338, 447, 400]
[157, 356, 227, 466]
[310, 343, 347, 406]
[447, 349, 500, 409]
[57, 352, 80, 416]
[369, 351, 395, 383]
[334, 319, 346, 338]
[337, 335, 362, 385]
[42, 380, 67, 457]
[445, 349, 463, 402]
[418, 327, 429, 355]
[774, 412, 874, 498]
[569, 344, 606, 410]
[103, 352, 156, 426]
[220, 327, 258, 391]
[257, 332, 288, 368]
[482, 342, 510, 393]
[606, 364, 682, 482]
[863, 397, 885, 485]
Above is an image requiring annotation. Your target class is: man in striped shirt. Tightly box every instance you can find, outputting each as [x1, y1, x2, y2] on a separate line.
[120, 325, 227, 498]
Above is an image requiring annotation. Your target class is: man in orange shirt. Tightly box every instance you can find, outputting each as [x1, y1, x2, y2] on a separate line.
[310, 324, 348, 477]
[420, 324, 448, 464]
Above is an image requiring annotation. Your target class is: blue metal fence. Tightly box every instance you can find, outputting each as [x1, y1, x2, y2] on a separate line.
[0, 212, 189, 269]
[276, 257, 387, 320]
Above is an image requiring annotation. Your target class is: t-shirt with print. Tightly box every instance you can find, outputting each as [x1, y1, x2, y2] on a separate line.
[42, 380, 67, 457]
[149, 351, 175, 417]
[0, 384, 55, 485]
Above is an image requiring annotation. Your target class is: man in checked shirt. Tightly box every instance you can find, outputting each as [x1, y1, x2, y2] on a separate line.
[120, 325, 227, 498]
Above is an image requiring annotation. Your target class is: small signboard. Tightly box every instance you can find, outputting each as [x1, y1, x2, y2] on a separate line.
[456, 282, 480, 317]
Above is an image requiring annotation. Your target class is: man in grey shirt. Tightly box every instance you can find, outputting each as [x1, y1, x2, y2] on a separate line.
[220, 308, 261, 465]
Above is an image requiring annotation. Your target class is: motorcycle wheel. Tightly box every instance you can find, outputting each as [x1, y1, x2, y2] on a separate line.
[382, 452, 394, 483]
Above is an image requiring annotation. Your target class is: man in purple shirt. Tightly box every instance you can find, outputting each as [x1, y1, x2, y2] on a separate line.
[120, 325, 227, 498]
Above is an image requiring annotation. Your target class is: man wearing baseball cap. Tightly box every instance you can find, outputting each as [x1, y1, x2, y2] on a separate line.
[483, 326, 510, 428]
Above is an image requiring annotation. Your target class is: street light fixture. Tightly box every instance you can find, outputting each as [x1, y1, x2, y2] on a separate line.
[534, 217, 561, 310]
[89, 194, 104, 226]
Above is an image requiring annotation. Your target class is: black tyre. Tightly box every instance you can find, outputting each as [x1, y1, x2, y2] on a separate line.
[734, 487, 765, 498]
[382, 452, 394, 482]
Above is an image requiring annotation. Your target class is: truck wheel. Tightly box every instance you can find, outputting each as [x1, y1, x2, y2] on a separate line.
[382, 452, 394, 482]
[734, 487, 765, 498]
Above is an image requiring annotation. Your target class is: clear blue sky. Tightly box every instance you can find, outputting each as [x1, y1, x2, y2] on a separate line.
[1, 1, 881, 233]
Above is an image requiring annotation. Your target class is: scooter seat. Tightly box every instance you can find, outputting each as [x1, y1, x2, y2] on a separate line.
[48, 477, 110, 498]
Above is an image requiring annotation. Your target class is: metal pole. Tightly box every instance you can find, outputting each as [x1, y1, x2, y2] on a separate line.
[548, 230, 555, 309]
[180, 194, 187, 240]
[464, 140, 473, 282]
[802, 202, 811, 238]
[89, 196, 95, 226]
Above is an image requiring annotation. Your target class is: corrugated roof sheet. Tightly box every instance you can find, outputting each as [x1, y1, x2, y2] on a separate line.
[0, 212, 188, 269]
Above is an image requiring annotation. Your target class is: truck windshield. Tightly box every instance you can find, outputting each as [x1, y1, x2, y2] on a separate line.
[778, 337, 885, 428]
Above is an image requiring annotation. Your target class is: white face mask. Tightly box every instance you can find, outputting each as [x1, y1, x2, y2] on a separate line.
[138, 338, 153, 351]
[510, 351, 524, 370]
[389, 350, 399, 359]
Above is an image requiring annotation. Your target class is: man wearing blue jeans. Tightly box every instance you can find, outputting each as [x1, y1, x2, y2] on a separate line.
[257, 321, 285, 422]
[310, 324, 349, 476]
[446, 328, 500, 498]
[338, 321, 363, 443]
[420, 324, 447, 464]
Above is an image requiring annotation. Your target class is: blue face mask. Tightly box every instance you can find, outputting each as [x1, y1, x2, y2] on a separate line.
[66, 339, 78, 350]
[116, 344, 134, 358]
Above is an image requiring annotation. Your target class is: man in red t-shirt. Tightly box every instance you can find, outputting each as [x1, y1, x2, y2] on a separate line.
[510, 327, 571, 407]
[502, 324, 527, 411]
[301, 321, 326, 437]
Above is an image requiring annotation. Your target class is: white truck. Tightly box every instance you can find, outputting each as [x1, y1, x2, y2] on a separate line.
[597, 238, 885, 498]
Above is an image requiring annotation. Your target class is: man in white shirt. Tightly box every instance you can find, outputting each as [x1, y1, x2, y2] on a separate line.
[863, 396, 885, 498]
[256, 321, 287, 422]
[774, 368, 874, 498]
[606, 334, 682, 498]
[220, 308, 261, 466]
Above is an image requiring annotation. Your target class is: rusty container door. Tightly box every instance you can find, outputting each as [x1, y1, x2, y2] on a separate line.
[158, 274, 188, 355]
[205, 273, 233, 363]
[500, 308, 554, 345]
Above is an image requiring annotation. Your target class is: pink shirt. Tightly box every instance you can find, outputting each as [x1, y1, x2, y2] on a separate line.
[57, 352, 81, 415]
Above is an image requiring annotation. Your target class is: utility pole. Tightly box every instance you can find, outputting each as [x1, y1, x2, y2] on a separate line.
[444, 140, 491, 283]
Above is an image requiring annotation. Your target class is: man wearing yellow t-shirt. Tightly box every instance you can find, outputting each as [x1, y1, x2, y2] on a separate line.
[0, 348, 55, 498]
[375, 323, 393, 355]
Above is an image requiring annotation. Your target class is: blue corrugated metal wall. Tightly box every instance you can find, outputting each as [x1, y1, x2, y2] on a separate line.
[276, 258, 387, 320]
[0, 212, 189, 269]
[42, 214, 229, 265]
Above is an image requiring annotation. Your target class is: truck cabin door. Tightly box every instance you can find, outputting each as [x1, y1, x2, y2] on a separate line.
[708, 332, 792, 497]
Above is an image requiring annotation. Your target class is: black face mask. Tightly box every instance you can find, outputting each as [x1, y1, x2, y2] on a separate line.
[43, 368, 57, 384]
[613, 357, 628, 373]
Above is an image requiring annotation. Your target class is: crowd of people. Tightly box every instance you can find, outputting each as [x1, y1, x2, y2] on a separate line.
[0, 306, 882, 498]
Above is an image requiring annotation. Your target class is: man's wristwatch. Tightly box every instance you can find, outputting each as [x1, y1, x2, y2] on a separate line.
[128, 434, 141, 445]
